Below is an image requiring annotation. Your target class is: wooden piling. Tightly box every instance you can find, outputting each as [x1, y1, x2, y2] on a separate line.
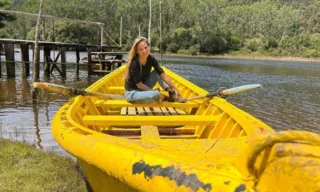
[5, 44, 15, 78]
[32, 45, 40, 78]
[87, 49, 93, 75]
[75, 46, 80, 77]
[60, 48, 66, 78]
[20, 44, 30, 77]
[0, 38, 121, 78]
[32, 0, 44, 84]
[43, 46, 51, 78]
[49, 50, 62, 75]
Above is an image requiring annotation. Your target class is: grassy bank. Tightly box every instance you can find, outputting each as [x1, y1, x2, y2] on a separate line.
[155, 52, 320, 63]
[0, 138, 86, 192]
[217, 52, 320, 63]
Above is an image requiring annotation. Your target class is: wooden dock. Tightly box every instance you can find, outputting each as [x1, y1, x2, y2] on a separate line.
[88, 52, 127, 75]
[0, 38, 124, 78]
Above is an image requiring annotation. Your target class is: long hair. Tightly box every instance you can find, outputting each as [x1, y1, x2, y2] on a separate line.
[124, 37, 150, 80]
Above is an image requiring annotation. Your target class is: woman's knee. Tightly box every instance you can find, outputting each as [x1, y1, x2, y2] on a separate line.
[126, 90, 160, 104]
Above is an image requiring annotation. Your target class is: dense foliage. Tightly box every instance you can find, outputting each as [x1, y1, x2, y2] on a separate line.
[0, 0, 15, 37]
[2, 0, 320, 58]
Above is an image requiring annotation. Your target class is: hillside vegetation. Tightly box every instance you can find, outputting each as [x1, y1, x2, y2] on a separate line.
[1, 0, 319, 58]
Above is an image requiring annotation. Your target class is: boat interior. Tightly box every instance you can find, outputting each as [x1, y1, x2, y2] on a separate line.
[64, 67, 253, 140]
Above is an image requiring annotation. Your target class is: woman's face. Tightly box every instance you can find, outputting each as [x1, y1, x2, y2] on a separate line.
[136, 40, 150, 59]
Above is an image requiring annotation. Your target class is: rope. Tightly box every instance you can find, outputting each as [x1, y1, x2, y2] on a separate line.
[101, 27, 119, 46]
[246, 130, 320, 178]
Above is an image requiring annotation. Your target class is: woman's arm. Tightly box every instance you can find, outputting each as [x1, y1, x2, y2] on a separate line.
[136, 82, 153, 91]
[160, 73, 180, 94]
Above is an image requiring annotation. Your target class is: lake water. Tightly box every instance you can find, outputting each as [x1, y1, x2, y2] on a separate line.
[0, 51, 319, 155]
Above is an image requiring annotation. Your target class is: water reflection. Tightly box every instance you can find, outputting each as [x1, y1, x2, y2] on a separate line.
[32, 102, 43, 149]
[7, 79, 16, 103]
[21, 78, 31, 104]
[0, 53, 319, 155]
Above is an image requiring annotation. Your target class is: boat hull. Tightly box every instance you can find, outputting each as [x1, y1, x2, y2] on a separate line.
[52, 66, 320, 191]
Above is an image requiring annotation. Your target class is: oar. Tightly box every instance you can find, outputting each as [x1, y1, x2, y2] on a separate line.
[32, 82, 124, 100]
[180, 84, 262, 102]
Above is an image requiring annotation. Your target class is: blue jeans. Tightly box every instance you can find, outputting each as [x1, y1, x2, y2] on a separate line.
[125, 70, 169, 104]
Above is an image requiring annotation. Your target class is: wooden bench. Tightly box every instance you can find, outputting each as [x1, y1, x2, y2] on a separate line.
[95, 99, 199, 116]
[120, 107, 186, 116]
[94, 100, 200, 108]
[83, 115, 219, 126]
[93, 93, 204, 139]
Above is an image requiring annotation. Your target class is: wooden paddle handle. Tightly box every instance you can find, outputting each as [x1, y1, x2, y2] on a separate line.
[181, 84, 262, 103]
[33, 82, 49, 90]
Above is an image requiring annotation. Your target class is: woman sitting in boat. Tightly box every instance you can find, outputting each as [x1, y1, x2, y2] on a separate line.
[124, 36, 183, 104]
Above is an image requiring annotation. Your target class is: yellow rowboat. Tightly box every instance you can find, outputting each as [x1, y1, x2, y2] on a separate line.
[48, 66, 320, 192]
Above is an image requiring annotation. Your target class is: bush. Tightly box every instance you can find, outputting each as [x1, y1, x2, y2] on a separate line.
[268, 48, 282, 57]
[265, 37, 279, 50]
[277, 48, 291, 57]
[167, 43, 180, 53]
[279, 35, 311, 51]
[169, 27, 199, 50]
[188, 44, 200, 55]
[228, 35, 243, 51]
[231, 47, 252, 55]
[300, 48, 320, 58]
[244, 38, 265, 52]
[200, 33, 228, 54]
[177, 49, 189, 55]
[0, 29, 9, 38]
[309, 33, 320, 50]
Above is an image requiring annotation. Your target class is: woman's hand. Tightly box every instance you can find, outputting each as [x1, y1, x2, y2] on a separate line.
[174, 89, 186, 102]
[174, 89, 181, 97]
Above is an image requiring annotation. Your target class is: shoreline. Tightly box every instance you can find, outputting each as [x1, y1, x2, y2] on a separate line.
[154, 53, 320, 63]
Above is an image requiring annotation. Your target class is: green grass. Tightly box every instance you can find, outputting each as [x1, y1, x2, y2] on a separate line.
[154, 52, 320, 63]
[0, 138, 87, 192]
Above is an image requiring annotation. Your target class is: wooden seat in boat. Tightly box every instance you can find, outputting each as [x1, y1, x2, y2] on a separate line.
[90, 99, 204, 139]
[120, 106, 186, 116]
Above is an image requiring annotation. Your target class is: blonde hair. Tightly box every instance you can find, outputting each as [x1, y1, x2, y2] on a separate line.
[124, 37, 150, 80]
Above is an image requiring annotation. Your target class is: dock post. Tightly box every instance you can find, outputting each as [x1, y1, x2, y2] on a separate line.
[61, 47, 66, 78]
[32, 45, 40, 80]
[43, 46, 51, 78]
[87, 49, 93, 76]
[20, 44, 30, 77]
[5, 44, 15, 78]
[75, 46, 80, 77]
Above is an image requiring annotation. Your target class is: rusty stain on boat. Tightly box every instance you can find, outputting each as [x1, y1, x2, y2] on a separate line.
[132, 160, 212, 191]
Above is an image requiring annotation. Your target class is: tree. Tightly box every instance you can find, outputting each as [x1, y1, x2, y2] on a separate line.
[0, 0, 15, 28]
[1, 0, 319, 57]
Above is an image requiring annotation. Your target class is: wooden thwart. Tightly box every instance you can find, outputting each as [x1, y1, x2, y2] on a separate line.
[127, 107, 136, 115]
[120, 106, 186, 116]
[144, 107, 153, 115]
[141, 125, 160, 140]
[101, 127, 195, 136]
[83, 115, 219, 126]
[94, 99, 200, 108]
